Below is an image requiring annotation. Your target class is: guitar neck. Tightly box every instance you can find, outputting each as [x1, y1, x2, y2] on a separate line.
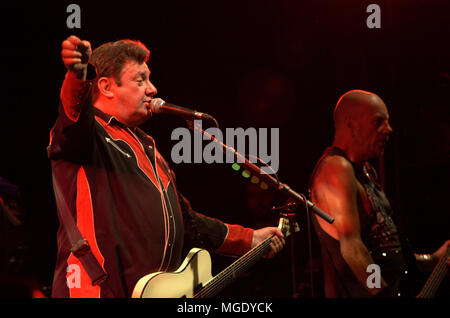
[417, 248, 449, 298]
[194, 235, 274, 298]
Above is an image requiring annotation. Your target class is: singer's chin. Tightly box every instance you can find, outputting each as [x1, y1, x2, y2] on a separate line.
[132, 112, 152, 127]
[142, 105, 153, 118]
[142, 112, 152, 124]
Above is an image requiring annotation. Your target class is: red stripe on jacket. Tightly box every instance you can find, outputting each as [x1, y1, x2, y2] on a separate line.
[67, 167, 106, 298]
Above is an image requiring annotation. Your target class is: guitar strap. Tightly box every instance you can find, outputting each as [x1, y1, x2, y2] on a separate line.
[52, 173, 110, 293]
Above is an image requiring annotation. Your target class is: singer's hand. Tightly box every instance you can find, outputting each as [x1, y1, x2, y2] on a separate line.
[61, 35, 91, 79]
[252, 227, 285, 259]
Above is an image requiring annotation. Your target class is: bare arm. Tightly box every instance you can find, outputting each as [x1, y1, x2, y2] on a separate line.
[313, 156, 389, 296]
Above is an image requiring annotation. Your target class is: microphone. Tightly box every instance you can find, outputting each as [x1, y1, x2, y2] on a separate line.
[150, 98, 214, 121]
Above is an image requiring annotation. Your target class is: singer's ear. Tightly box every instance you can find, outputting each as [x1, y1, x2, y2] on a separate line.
[97, 77, 114, 98]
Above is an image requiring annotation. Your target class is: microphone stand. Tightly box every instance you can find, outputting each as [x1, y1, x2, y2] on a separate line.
[187, 119, 334, 298]
[187, 120, 334, 224]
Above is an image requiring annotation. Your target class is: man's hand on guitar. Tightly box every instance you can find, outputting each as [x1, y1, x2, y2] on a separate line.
[252, 227, 285, 259]
[415, 239, 450, 273]
[432, 240, 450, 268]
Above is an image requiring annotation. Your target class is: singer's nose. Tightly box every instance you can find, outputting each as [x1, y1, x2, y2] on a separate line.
[146, 80, 157, 97]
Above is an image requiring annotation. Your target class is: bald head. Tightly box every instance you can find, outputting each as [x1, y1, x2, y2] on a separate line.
[333, 90, 386, 132]
[332, 90, 393, 162]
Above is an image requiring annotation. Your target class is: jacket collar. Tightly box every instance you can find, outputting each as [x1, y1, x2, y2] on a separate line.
[93, 106, 155, 147]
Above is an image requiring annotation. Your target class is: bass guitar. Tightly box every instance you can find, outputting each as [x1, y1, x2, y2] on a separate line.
[416, 247, 449, 298]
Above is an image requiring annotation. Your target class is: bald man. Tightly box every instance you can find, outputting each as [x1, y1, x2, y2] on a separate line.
[309, 90, 449, 298]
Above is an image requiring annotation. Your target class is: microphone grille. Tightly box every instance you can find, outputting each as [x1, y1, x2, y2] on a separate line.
[150, 98, 165, 113]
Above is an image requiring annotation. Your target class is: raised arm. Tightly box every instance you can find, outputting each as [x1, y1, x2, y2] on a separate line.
[60, 35, 92, 121]
[47, 36, 94, 161]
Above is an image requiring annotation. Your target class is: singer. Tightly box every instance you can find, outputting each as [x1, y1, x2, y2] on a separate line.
[48, 35, 285, 298]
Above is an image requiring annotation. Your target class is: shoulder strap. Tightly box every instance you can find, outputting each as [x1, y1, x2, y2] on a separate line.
[52, 173, 108, 287]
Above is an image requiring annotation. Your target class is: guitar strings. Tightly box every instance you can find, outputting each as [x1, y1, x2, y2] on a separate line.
[194, 242, 448, 298]
[194, 235, 274, 298]
[196, 243, 270, 298]
[423, 249, 449, 297]
[418, 249, 449, 298]
[195, 237, 272, 298]
[420, 259, 446, 298]
[196, 219, 293, 297]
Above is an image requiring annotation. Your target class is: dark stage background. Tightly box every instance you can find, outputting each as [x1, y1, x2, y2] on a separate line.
[0, 0, 449, 298]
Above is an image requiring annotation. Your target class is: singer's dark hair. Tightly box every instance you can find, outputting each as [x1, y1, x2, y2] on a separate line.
[89, 39, 150, 101]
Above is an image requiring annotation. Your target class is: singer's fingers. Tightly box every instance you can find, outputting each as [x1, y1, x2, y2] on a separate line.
[62, 38, 80, 51]
[263, 236, 283, 258]
[63, 57, 82, 66]
[61, 49, 82, 58]
[66, 35, 81, 46]
[61, 41, 77, 52]
[272, 236, 283, 251]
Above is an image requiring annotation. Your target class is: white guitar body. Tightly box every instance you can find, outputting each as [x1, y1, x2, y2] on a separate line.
[132, 248, 213, 298]
[132, 215, 299, 298]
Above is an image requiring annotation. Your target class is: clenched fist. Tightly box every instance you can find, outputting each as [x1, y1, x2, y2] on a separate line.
[61, 35, 92, 79]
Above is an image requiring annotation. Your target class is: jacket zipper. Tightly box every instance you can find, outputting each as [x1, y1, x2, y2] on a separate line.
[105, 137, 132, 158]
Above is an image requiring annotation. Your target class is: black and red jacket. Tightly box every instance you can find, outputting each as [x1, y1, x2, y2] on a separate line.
[48, 72, 253, 298]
